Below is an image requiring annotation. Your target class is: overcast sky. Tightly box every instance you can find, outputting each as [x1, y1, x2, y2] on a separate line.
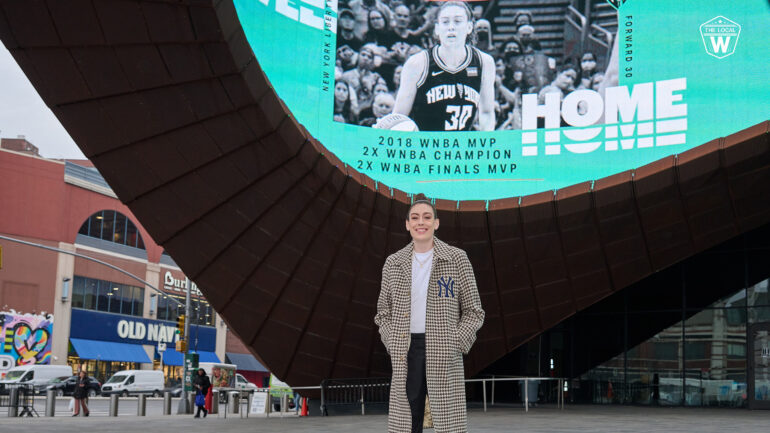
[0, 42, 85, 159]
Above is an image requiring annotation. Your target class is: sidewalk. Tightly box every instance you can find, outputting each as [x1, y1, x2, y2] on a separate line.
[0, 405, 765, 432]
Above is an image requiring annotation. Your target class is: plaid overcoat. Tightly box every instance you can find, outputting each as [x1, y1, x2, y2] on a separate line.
[375, 238, 485, 433]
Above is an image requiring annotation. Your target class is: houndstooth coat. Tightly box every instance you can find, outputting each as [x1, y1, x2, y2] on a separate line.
[375, 238, 485, 433]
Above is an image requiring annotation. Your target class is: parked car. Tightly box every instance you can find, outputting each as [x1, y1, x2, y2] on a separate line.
[164, 385, 183, 397]
[46, 375, 102, 397]
[101, 370, 164, 397]
[0, 365, 73, 395]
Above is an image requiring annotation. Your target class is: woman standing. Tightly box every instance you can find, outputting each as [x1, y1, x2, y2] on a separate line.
[375, 199, 485, 433]
[193, 368, 211, 418]
[72, 370, 90, 417]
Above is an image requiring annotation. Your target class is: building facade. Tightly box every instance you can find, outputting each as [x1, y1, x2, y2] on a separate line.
[0, 146, 266, 384]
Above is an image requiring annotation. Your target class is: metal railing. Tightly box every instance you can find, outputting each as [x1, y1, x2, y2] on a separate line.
[0, 384, 38, 417]
[0, 377, 566, 418]
[318, 377, 391, 415]
[466, 376, 566, 413]
[296, 375, 567, 416]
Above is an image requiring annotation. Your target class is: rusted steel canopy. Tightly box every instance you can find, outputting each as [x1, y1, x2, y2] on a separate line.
[1, 1, 768, 387]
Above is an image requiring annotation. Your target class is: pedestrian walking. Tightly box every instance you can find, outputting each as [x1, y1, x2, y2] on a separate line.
[193, 368, 211, 418]
[72, 370, 90, 417]
[375, 199, 485, 432]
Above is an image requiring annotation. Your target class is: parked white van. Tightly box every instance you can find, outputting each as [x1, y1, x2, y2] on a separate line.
[235, 373, 258, 390]
[0, 365, 73, 394]
[101, 370, 164, 397]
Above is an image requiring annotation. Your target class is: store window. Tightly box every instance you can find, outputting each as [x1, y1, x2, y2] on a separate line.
[78, 210, 146, 249]
[71, 276, 144, 317]
[68, 356, 139, 385]
[156, 293, 214, 326]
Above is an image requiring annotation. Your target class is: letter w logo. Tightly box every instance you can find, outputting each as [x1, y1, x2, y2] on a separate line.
[709, 36, 731, 53]
[700, 17, 740, 59]
[437, 277, 455, 298]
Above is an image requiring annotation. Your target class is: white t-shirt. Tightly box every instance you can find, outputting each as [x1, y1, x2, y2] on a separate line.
[410, 248, 433, 333]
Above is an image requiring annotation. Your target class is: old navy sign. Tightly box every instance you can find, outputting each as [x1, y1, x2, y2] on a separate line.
[116, 320, 179, 343]
[70, 309, 215, 351]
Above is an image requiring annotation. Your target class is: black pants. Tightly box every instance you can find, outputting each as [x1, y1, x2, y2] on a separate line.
[195, 404, 207, 417]
[406, 333, 427, 433]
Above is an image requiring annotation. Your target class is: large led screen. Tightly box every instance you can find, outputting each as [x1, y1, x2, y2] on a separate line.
[234, 0, 769, 200]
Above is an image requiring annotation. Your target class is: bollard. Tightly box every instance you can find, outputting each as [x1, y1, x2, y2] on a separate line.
[137, 394, 146, 416]
[45, 389, 56, 417]
[176, 391, 191, 414]
[265, 393, 271, 418]
[109, 393, 119, 417]
[320, 385, 325, 417]
[281, 393, 288, 415]
[524, 378, 528, 413]
[482, 379, 487, 412]
[491, 375, 496, 406]
[211, 390, 219, 414]
[188, 392, 195, 412]
[163, 392, 172, 415]
[360, 385, 365, 415]
[8, 388, 19, 417]
[230, 392, 240, 414]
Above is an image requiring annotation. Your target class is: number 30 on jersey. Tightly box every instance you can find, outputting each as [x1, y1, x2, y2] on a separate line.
[445, 105, 473, 131]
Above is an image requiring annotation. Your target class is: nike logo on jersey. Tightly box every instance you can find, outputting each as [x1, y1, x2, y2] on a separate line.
[431, 70, 445, 77]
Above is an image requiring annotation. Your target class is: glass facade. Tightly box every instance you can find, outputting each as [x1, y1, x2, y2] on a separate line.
[78, 210, 145, 249]
[520, 224, 770, 409]
[155, 292, 214, 326]
[578, 277, 770, 408]
[71, 276, 145, 317]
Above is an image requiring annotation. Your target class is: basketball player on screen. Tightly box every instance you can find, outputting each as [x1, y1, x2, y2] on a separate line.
[392, 1, 495, 131]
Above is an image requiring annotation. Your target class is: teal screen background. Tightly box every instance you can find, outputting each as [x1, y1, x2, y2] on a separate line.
[234, 0, 769, 201]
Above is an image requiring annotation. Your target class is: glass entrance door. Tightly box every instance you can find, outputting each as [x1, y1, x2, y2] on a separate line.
[748, 323, 770, 409]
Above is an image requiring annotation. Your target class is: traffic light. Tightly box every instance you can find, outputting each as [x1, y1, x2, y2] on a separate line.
[175, 339, 187, 353]
[176, 314, 185, 339]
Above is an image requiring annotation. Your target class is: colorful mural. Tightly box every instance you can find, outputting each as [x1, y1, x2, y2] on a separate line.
[0, 312, 54, 375]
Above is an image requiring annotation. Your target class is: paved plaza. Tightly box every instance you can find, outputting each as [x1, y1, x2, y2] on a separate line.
[0, 405, 767, 432]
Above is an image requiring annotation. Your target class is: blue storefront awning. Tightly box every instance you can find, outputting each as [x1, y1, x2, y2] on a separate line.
[160, 348, 220, 366]
[71, 338, 152, 363]
[226, 352, 269, 372]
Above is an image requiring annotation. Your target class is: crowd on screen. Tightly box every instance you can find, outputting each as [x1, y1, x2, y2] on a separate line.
[334, 2, 616, 130]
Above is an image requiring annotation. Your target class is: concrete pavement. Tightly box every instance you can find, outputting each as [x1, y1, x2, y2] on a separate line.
[0, 405, 767, 432]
